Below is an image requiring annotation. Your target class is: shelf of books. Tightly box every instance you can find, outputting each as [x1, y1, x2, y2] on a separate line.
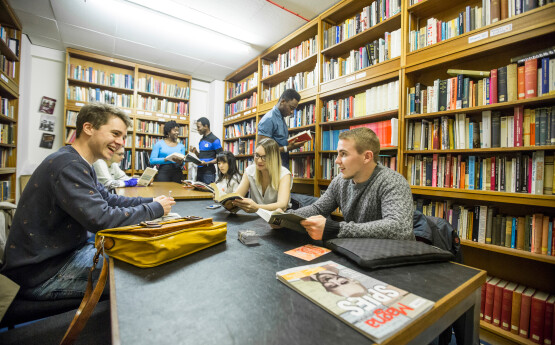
[403, 1, 555, 343]
[259, 19, 319, 116]
[64, 48, 191, 177]
[224, 58, 260, 174]
[0, 0, 20, 202]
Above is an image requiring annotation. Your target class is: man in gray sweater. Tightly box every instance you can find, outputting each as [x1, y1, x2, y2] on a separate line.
[290, 127, 414, 242]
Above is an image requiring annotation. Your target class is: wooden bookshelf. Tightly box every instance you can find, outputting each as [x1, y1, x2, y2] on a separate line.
[0, 0, 20, 202]
[64, 48, 191, 176]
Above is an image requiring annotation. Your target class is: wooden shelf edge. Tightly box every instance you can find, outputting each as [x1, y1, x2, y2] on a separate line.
[406, 145, 555, 153]
[223, 134, 256, 142]
[224, 106, 258, 123]
[480, 321, 537, 345]
[225, 86, 258, 104]
[320, 109, 398, 126]
[461, 239, 555, 264]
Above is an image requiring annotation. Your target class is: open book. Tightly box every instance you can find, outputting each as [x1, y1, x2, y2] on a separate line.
[166, 152, 203, 165]
[288, 130, 313, 144]
[137, 167, 158, 187]
[276, 261, 435, 343]
[210, 183, 243, 213]
[183, 180, 214, 193]
[256, 208, 306, 232]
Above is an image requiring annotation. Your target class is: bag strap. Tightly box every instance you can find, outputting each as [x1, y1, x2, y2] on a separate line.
[60, 237, 108, 345]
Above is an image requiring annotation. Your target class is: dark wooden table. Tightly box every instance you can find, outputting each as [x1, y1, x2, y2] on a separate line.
[109, 199, 486, 345]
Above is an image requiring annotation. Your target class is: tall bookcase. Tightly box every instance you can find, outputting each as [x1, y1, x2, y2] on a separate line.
[223, 0, 555, 343]
[0, 0, 20, 202]
[64, 48, 191, 177]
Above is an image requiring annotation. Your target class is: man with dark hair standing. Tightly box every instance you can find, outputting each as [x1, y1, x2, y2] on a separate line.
[1, 103, 175, 300]
[258, 89, 309, 167]
[190, 117, 223, 184]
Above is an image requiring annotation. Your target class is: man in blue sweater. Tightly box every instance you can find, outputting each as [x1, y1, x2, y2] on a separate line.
[1, 103, 175, 300]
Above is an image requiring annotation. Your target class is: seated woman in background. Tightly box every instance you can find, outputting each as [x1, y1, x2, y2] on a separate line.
[93, 147, 137, 188]
[231, 138, 292, 213]
[215, 151, 242, 194]
[149, 120, 185, 183]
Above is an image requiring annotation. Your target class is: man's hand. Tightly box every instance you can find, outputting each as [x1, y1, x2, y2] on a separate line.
[300, 215, 326, 240]
[232, 198, 259, 213]
[189, 146, 199, 155]
[287, 138, 307, 151]
[153, 195, 176, 216]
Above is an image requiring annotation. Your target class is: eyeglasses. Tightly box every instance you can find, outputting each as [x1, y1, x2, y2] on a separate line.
[254, 153, 266, 161]
[116, 153, 125, 157]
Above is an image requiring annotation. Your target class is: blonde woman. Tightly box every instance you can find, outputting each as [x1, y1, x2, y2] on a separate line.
[231, 138, 292, 213]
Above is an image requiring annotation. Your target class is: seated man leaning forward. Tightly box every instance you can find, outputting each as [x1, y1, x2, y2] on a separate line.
[288, 127, 414, 241]
[1, 103, 175, 300]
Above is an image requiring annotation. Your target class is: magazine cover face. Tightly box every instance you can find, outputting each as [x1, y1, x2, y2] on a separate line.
[278, 261, 434, 342]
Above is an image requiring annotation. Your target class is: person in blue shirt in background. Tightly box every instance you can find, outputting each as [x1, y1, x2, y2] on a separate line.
[189, 117, 223, 184]
[150, 120, 186, 183]
[257, 89, 309, 168]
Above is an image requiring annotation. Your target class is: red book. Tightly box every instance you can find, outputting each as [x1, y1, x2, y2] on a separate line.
[544, 295, 555, 345]
[512, 285, 526, 334]
[445, 153, 452, 189]
[490, 69, 498, 104]
[481, 276, 492, 320]
[530, 291, 549, 344]
[520, 287, 537, 338]
[518, 66, 525, 99]
[450, 77, 457, 110]
[502, 282, 518, 331]
[485, 277, 501, 323]
[432, 154, 438, 187]
[530, 109, 536, 147]
[514, 105, 523, 147]
[494, 280, 508, 326]
[491, 157, 496, 191]
[383, 120, 392, 147]
[460, 161, 466, 189]
[524, 59, 538, 99]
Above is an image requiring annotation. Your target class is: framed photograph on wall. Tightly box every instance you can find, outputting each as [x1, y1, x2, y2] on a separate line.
[39, 96, 57, 114]
[38, 114, 56, 132]
[39, 133, 55, 149]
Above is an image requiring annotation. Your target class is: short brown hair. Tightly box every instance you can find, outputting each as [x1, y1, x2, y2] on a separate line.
[75, 103, 131, 138]
[338, 127, 380, 162]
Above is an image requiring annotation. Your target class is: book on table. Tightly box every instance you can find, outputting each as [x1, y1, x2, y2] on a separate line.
[288, 130, 314, 144]
[210, 183, 243, 213]
[183, 180, 214, 193]
[256, 208, 306, 232]
[137, 167, 158, 187]
[166, 152, 203, 165]
[276, 261, 434, 344]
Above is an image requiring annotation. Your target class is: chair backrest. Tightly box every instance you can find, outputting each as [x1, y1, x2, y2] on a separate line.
[20, 175, 31, 194]
[413, 210, 462, 263]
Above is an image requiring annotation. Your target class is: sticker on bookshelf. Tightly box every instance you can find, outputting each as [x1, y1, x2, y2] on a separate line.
[490, 24, 512, 37]
[345, 75, 356, 83]
[75, 102, 85, 107]
[468, 31, 488, 44]
[123, 109, 131, 114]
[0, 74, 8, 83]
[171, 115, 177, 119]
[245, 110, 251, 115]
[137, 111, 145, 115]
[145, 112, 152, 116]
[355, 71, 366, 80]
[164, 115, 170, 118]
[180, 116, 186, 120]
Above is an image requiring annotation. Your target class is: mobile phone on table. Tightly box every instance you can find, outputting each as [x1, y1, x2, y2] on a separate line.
[206, 204, 221, 209]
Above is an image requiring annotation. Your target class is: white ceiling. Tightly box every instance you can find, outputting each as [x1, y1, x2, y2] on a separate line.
[8, 0, 340, 82]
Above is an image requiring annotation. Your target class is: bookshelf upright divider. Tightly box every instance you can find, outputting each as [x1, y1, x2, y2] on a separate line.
[64, 48, 191, 178]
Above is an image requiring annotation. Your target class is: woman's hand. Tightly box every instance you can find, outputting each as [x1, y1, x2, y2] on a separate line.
[232, 198, 259, 213]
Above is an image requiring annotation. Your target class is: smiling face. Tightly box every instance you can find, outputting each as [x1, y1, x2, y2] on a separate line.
[87, 116, 128, 162]
[168, 126, 180, 141]
[196, 122, 208, 136]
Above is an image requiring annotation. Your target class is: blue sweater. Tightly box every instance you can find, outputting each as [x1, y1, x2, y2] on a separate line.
[1, 146, 164, 287]
[150, 140, 186, 165]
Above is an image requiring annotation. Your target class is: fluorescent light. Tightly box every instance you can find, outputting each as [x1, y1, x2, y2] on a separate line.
[125, 0, 253, 51]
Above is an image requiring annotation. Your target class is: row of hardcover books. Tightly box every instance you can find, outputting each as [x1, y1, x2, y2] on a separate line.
[0, 123, 14, 145]
[409, 1, 551, 52]
[321, 119, 398, 151]
[406, 106, 555, 151]
[406, 151, 554, 195]
[67, 86, 134, 108]
[0, 54, 15, 79]
[226, 72, 258, 100]
[322, 0, 401, 49]
[482, 276, 554, 343]
[67, 64, 134, 90]
[287, 103, 316, 128]
[322, 29, 401, 83]
[262, 66, 317, 103]
[321, 80, 399, 122]
[224, 119, 256, 139]
[135, 121, 188, 137]
[0, 97, 14, 118]
[0, 181, 11, 201]
[289, 140, 314, 153]
[224, 139, 255, 156]
[0, 25, 18, 56]
[236, 158, 254, 175]
[136, 95, 188, 115]
[0, 150, 11, 169]
[224, 92, 257, 116]
[134, 151, 151, 171]
[261, 36, 317, 78]
[136, 76, 189, 99]
[321, 154, 397, 180]
[289, 156, 314, 179]
[118, 150, 132, 171]
[409, 59, 555, 117]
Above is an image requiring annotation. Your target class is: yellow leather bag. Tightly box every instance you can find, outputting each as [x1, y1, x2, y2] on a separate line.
[94, 216, 227, 268]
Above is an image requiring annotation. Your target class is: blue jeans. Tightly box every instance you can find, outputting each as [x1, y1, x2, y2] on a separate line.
[197, 171, 216, 184]
[19, 242, 107, 300]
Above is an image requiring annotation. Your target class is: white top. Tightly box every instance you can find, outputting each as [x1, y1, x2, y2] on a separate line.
[245, 164, 292, 206]
[93, 159, 131, 188]
[215, 175, 241, 194]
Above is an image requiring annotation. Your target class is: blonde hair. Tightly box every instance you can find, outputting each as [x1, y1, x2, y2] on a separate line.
[338, 127, 380, 162]
[255, 138, 282, 190]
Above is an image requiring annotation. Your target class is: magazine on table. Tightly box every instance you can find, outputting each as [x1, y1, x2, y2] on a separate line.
[183, 180, 214, 193]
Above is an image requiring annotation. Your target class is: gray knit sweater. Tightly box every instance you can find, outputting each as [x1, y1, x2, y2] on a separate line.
[290, 163, 414, 241]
